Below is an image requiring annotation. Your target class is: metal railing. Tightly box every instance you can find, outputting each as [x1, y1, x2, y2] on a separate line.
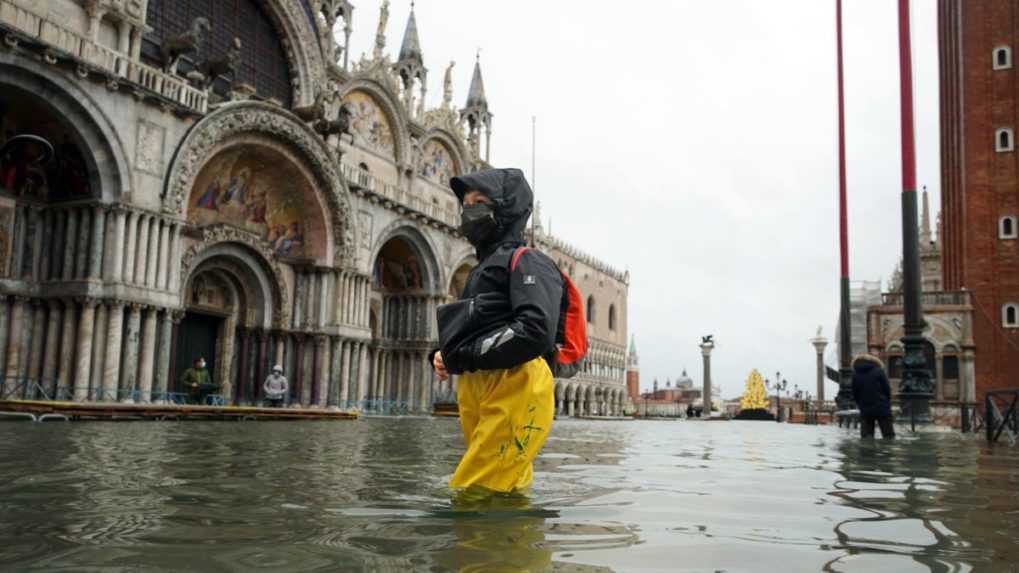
[881, 291, 971, 307]
[340, 161, 460, 228]
[985, 390, 1018, 444]
[0, 0, 207, 114]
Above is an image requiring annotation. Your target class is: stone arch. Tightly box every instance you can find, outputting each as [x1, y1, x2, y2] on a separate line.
[163, 101, 356, 266]
[339, 79, 410, 164]
[446, 252, 478, 299]
[178, 226, 290, 329]
[371, 222, 443, 295]
[0, 59, 130, 202]
[258, 0, 328, 106]
[418, 129, 469, 183]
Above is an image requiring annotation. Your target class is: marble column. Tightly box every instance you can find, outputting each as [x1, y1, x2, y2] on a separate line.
[218, 317, 237, 402]
[292, 272, 304, 330]
[29, 207, 43, 281]
[41, 301, 62, 398]
[168, 224, 182, 290]
[154, 311, 172, 400]
[38, 210, 52, 281]
[145, 218, 160, 288]
[419, 353, 430, 412]
[122, 211, 138, 285]
[155, 221, 170, 290]
[274, 331, 285, 368]
[328, 337, 341, 407]
[134, 215, 151, 285]
[291, 335, 304, 405]
[301, 338, 314, 405]
[57, 300, 77, 399]
[49, 210, 66, 279]
[88, 303, 108, 401]
[339, 340, 352, 406]
[88, 206, 106, 280]
[60, 209, 77, 281]
[120, 304, 142, 402]
[168, 311, 185, 395]
[372, 346, 382, 401]
[102, 302, 124, 401]
[235, 327, 249, 404]
[935, 352, 945, 402]
[73, 299, 97, 402]
[23, 302, 44, 397]
[359, 343, 369, 403]
[75, 208, 91, 279]
[0, 298, 8, 393]
[105, 209, 125, 282]
[4, 297, 27, 385]
[137, 307, 158, 403]
[255, 331, 269, 403]
[314, 336, 329, 407]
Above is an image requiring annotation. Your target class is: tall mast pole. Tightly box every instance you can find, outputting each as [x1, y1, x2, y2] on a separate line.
[531, 115, 536, 247]
[897, 0, 933, 426]
[835, 0, 854, 410]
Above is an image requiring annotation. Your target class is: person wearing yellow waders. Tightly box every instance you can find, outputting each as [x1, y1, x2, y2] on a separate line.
[431, 168, 560, 495]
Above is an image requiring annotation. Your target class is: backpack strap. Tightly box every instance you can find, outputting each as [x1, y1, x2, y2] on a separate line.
[510, 246, 529, 272]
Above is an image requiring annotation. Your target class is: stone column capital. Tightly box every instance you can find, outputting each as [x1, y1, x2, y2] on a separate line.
[76, 296, 100, 308]
[171, 309, 186, 324]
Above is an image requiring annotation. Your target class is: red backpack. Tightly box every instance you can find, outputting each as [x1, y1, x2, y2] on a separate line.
[511, 247, 588, 378]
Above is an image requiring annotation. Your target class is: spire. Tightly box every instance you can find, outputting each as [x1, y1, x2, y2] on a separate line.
[629, 334, 637, 355]
[627, 334, 639, 370]
[920, 185, 932, 247]
[398, 3, 423, 65]
[465, 53, 488, 109]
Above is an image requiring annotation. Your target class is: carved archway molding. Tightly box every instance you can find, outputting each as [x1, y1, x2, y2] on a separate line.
[370, 219, 443, 295]
[179, 224, 291, 329]
[163, 101, 356, 266]
[338, 78, 411, 165]
[420, 128, 470, 179]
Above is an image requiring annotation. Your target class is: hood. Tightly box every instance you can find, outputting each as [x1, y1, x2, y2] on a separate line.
[852, 353, 884, 372]
[450, 168, 533, 256]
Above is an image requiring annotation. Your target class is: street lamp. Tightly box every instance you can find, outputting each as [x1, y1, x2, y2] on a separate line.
[767, 376, 788, 422]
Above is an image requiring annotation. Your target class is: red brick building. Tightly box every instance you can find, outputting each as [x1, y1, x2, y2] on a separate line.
[939, 0, 1019, 397]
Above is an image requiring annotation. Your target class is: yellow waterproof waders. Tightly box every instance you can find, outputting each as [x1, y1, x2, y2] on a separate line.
[450, 357, 555, 493]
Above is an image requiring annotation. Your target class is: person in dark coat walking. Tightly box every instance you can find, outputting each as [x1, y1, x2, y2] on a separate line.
[851, 353, 895, 439]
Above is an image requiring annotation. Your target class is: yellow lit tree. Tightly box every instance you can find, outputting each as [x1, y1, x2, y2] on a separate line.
[740, 369, 768, 410]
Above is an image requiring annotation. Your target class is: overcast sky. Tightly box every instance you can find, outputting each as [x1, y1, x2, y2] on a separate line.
[344, 1, 941, 400]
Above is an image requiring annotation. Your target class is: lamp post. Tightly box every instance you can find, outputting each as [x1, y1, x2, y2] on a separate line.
[895, 0, 933, 428]
[767, 376, 787, 422]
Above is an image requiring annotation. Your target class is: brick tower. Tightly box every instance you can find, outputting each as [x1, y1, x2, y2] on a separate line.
[626, 335, 640, 403]
[939, 0, 1019, 396]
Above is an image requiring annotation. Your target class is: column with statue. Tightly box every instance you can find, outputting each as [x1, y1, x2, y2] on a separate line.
[700, 336, 714, 417]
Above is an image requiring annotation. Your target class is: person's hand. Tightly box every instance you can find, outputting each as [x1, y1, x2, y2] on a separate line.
[433, 351, 449, 381]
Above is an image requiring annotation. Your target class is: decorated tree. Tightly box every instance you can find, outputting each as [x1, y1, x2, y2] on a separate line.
[740, 369, 768, 411]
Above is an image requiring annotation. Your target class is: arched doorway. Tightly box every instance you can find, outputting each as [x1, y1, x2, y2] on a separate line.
[174, 244, 280, 405]
[367, 231, 440, 413]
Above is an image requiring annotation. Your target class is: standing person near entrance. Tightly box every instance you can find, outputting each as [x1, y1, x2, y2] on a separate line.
[263, 365, 288, 408]
[431, 167, 561, 494]
[181, 356, 217, 405]
[851, 353, 895, 439]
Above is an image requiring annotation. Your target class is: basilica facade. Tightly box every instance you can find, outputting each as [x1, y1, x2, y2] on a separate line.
[0, 0, 629, 415]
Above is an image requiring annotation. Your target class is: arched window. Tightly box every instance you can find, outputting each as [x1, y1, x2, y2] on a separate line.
[1004, 304, 1019, 327]
[996, 128, 1014, 152]
[586, 295, 596, 325]
[1001, 216, 1017, 239]
[994, 46, 1013, 70]
[608, 304, 617, 331]
[143, 0, 293, 106]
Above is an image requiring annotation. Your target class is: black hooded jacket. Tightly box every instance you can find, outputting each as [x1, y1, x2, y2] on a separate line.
[437, 168, 564, 375]
[851, 357, 893, 418]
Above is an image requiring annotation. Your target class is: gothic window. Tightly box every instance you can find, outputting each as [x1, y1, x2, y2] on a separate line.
[995, 128, 1014, 152]
[994, 46, 1013, 70]
[586, 295, 596, 325]
[1004, 303, 1019, 327]
[608, 304, 617, 331]
[942, 355, 959, 380]
[143, 0, 292, 106]
[1000, 216, 1017, 239]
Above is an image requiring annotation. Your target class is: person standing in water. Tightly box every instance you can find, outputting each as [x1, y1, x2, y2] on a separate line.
[432, 168, 561, 494]
[851, 353, 896, 439]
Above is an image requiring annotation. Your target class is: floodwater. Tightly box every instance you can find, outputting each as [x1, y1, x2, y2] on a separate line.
[0, 418, 1017, 572]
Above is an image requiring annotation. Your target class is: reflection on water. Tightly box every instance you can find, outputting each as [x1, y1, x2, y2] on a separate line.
[0, 419, 1016, 571]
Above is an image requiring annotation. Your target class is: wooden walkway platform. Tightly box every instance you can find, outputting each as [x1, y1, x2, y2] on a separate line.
[0, 400, 359, 421]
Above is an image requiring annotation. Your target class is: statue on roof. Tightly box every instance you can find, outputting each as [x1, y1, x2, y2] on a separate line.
[443, 60, 455, 107]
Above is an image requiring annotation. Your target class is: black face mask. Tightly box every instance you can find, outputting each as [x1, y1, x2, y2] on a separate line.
[459, 203, 500, 246]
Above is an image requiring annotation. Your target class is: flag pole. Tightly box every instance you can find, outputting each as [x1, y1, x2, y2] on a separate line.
[835, 0, 854, 410]
[530, 115, 536, 247]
